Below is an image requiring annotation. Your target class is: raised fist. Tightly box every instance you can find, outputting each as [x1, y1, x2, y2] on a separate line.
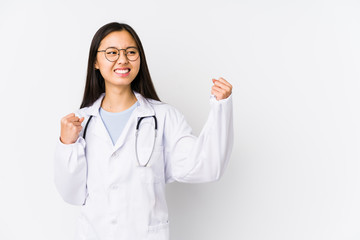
[60, 113, 85, 144]
[211, 77, 232, 100]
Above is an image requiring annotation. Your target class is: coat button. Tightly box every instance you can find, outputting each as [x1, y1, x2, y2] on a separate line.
[110, 184, 119, 190]
[111, 219, 117, 224]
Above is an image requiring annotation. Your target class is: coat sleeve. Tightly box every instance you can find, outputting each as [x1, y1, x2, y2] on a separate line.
[54, 111, 88, 206]
[164, 94, 234, 183]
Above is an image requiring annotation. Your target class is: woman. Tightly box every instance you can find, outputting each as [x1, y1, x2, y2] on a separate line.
[54, 22, 233, 240]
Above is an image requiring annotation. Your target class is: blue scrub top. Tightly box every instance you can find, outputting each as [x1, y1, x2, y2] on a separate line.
[99, 101, 139, 145]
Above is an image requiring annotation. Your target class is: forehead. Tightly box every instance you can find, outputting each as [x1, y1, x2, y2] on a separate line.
[99, 30, 137, 49]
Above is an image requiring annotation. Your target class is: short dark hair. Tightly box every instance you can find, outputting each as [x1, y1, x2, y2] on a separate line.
[80, 22, 160, 109]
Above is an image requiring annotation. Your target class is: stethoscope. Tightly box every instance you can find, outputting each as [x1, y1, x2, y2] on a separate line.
[83, 115, 157, 167]
[135, 116, 157, 167]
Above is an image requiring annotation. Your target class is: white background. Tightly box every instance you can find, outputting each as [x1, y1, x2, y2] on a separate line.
[0, 0, 359, 239]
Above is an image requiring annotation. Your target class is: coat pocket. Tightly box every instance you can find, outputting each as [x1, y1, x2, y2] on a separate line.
[136, 146, 164, 184]
[147, 220, 169, 240]
[148, 220, 169, 232]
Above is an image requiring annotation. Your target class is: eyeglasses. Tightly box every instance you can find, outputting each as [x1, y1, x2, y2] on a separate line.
[97, 47, 140, 62]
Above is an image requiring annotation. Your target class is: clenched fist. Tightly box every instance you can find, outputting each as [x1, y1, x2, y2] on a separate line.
[211, 77, 232, 100]
[60, 113, 85, 144]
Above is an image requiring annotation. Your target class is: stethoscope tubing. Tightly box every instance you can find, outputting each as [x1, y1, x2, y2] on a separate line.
[82, 115, 157, 167]
[135, 116, 157, 167]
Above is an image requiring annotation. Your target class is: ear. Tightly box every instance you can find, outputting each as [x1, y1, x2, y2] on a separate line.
[94, 61, 99, 70]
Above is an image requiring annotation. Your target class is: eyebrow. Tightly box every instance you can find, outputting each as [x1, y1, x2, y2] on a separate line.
[107, 46, 137, 49]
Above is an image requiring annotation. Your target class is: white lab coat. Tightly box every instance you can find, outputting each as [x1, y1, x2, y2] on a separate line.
[54, 91, 233, 240]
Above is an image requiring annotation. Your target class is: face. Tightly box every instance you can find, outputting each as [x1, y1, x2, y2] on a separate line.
[95, 30, 140, 90]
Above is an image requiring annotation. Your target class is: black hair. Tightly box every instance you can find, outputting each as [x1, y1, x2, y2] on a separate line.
[80, 22, 160, 108]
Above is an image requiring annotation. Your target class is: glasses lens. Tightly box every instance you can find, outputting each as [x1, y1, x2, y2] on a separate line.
[126, 47, 139, 61]
[105, 48, 119, 62]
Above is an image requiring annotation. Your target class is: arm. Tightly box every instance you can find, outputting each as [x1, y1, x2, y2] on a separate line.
[54, 111, 88, 205]
[164, 78, 234, 183]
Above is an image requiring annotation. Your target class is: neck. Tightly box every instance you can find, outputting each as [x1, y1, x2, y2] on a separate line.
[101, 86, 137, 113]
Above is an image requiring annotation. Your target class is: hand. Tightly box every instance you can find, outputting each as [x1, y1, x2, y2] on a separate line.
[211, 77, 232, 100]
[60, 113, 85, 144]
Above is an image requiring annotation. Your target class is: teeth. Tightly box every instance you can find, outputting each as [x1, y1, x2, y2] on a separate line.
[115, 69, 130, 74]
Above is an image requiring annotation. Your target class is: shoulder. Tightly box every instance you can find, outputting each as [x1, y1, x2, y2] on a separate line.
[73, 93, 105, 118]
[147, 99, 183, 118]
[73, 107, 91, 118]
[146, 99, 188, 131]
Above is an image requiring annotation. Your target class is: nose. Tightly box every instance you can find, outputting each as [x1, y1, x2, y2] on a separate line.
[117, 50, 128, 64]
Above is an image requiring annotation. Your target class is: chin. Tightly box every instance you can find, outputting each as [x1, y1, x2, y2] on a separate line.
[114, 79, 134, 86]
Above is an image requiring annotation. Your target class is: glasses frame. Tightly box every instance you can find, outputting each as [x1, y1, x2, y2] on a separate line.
[97, 47, 140, 62]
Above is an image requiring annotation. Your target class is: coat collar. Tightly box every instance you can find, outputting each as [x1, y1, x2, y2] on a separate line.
[83, 91, 155, 117]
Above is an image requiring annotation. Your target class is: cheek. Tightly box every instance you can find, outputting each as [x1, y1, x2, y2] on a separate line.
[98, 60, 114, 72]
[133, 60, 141, 75]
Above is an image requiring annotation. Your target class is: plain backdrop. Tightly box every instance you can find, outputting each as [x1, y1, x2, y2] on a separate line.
[0, 0, 359, 239]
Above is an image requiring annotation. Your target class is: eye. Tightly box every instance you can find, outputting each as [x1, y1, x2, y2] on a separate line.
[126, 48, 138, 55]
[106, 51, 118, 55]
[105, 48, 119, 56]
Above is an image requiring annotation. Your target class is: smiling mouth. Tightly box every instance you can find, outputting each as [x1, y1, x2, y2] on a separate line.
[114, 68, 130, 74]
